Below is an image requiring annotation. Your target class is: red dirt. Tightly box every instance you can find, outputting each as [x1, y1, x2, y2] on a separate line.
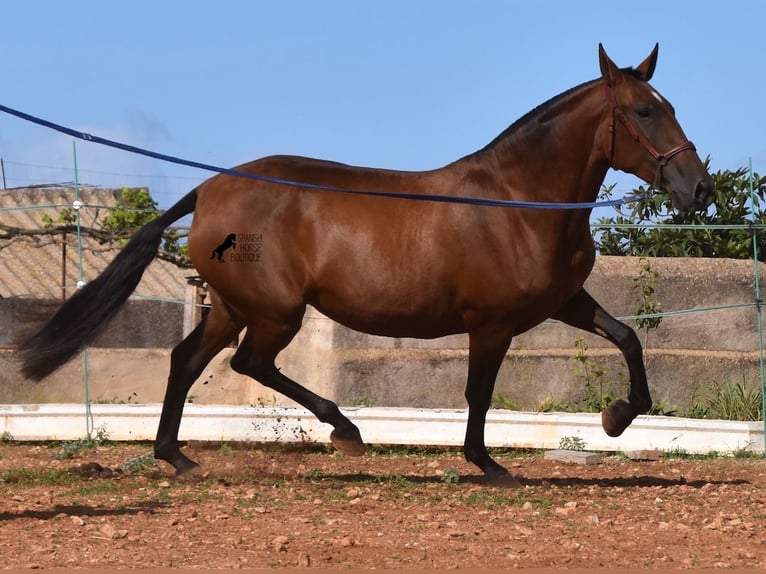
[1, 441, 765, 569]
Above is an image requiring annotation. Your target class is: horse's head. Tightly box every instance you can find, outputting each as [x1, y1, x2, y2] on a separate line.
[599, 44, 713, 211]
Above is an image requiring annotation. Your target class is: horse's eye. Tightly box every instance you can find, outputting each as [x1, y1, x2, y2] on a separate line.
[636, 107, 653, 119]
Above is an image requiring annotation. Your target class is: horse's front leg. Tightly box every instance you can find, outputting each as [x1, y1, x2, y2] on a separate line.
[463, 327, 517, 482]
[553, 288, 652, 436]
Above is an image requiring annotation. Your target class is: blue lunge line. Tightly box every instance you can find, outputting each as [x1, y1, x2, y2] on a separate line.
[0, 103, 640, 210]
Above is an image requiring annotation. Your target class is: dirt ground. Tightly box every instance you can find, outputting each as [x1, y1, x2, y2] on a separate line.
[1, 440, 765, 570]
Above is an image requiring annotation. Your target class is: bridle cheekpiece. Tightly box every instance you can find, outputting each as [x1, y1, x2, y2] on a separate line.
[603, 80, 696, 188]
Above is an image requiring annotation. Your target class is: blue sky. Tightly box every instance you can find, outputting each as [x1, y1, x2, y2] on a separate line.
[0, 1, 763, 208]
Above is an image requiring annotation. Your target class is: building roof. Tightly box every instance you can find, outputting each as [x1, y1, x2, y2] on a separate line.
[0, 186, 190, 300]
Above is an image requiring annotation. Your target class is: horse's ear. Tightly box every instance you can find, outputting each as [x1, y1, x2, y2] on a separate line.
[598, 43, 621, 86]
[635, 43, 659, 81]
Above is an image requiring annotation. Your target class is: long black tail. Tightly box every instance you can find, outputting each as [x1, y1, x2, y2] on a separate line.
[19, 188, 199, 381]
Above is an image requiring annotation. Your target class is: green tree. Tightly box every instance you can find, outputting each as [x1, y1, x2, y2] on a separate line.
[102, 187, 161, 236]
[594, 165, 766, 260]
[103, 187, 191, 267]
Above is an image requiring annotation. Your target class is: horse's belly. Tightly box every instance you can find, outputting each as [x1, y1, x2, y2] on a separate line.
[311, 289, 466, 339]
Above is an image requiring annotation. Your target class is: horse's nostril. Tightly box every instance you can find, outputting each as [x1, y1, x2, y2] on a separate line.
[694, 178, 713, 205]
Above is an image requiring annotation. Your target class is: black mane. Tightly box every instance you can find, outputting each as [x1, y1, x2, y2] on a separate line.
[478, 66, 643, 153]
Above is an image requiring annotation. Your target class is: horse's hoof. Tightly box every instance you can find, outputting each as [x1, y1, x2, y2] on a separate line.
[330, 430, 366, 456]
[155, 448, 200, 477]
[602, 399, 636, 437]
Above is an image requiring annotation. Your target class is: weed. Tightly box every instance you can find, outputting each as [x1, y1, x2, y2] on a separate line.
[119, 453, 157, 474]
[441, 467, 460, 485]
[647, 399, 678, 416]
[0, 431, 14, 443]
[302, 467, 325, 480]
[66, 481, 134, 498]
[54, 424, 111, 460]
[663, 447, 719, 460]
[0, 467, 73, 486]
[350, 395, 377, 408]
[572, 336, 626, 412]
[94, 392, 138, 404]
[687, 377, 763, 421]
[633, 258, 663, 363]
[536, 395, 571, 413]
[731, 443, 758, 459]
[491, 394, 521, 410]
[558, 435, 587, 451]
[219, 442, 234, 457]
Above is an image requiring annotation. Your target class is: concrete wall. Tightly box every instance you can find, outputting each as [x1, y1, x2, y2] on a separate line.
[1, 299, 184, 348]
[1, 257, 763, 411]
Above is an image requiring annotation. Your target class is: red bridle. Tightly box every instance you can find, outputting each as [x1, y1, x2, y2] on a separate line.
[604, 81, 696, 187]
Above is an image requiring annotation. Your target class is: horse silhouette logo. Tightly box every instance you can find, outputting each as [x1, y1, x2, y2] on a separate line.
[211, 233, 237, 262]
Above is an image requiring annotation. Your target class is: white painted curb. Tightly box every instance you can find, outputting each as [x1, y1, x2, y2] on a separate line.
[0, 404, 762, 455]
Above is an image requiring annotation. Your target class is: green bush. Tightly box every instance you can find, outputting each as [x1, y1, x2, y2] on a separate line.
[687, 378, 763, 421]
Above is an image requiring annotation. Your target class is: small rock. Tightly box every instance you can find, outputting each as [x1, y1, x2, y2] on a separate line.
[544, 450, 601, 465]
[346, 487, 360, 499]
[70, 516, 85, 527]
[624, 449, 662, 461]
[158, 481, 171, 488]
[514, 524, 533, 536]
[272, 536, 289, 552]
[297, 552, 311, 567]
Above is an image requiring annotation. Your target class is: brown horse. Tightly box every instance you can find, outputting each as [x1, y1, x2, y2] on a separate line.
[19, 44, 713, 480]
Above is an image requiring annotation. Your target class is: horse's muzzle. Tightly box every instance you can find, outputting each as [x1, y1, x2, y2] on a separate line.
[691, 177, 715, 211]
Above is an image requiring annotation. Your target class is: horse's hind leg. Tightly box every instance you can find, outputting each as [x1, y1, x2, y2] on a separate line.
[154, 302, 243, 474]
[553, 288, 651, 437]
[231, 319, 365, 456]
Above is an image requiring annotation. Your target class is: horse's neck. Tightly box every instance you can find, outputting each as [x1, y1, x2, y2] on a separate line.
[471, 84, 610, 204]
